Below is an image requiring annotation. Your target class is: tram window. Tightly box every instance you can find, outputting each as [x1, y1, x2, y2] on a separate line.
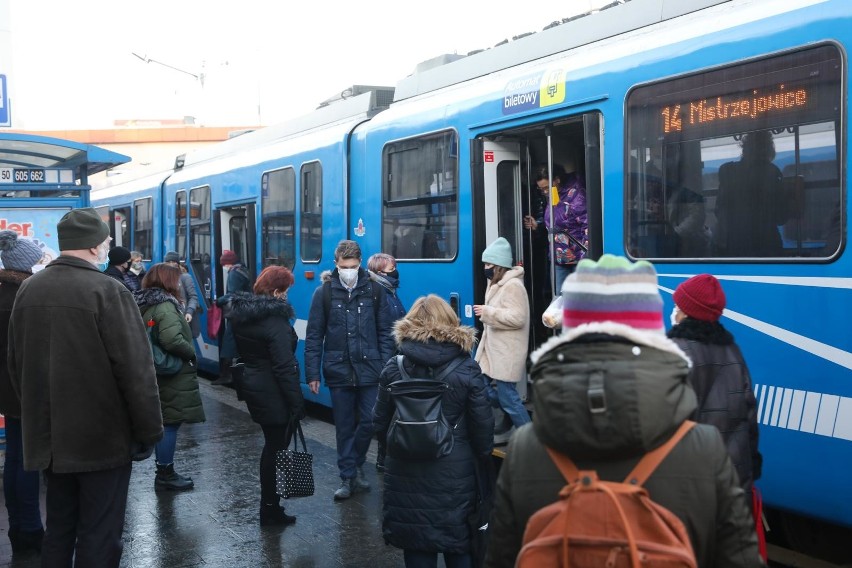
[133, 198, 153, 260]
[176, 190, 187, 258]
[189, 186, 212, 306]
[626, 44, 842, 260]
[300, 162, 322, 263]
[112, 206, 131, 248]
[262, 168, 296, 269]
[381, 130, 459, 260]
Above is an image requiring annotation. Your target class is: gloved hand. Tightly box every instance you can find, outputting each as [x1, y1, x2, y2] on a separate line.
[131, 442, 155, 462]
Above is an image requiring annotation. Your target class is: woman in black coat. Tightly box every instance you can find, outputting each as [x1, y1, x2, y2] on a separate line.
[668, 274, 761, 505]
[223, 266, 305, 527]
[373, 294, 494, 568]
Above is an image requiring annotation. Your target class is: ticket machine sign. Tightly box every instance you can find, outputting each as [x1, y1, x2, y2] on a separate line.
[0, 75, 9, 127]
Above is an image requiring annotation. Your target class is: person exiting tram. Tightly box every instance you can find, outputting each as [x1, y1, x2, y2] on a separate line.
[304, 240, 395, 500]
[215, 250, 252, 386]
[528, 162, 588, 292]
[473, 237, 531, 438]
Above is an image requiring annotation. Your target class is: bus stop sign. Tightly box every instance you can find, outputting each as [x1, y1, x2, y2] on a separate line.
[0, 75, 9, 127]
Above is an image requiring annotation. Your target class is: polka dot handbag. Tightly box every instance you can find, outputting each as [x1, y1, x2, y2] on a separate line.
[275, 421, 315, 499]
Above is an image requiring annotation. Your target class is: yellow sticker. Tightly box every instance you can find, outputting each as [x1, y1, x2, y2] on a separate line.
[550, 186, 560, 206]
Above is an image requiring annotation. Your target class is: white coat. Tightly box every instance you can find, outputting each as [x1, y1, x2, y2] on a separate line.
[475, 266, 529, 383]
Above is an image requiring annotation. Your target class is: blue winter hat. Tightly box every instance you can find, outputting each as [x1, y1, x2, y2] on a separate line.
[0, 230, 43, 273]
[482, 237, 513, 268]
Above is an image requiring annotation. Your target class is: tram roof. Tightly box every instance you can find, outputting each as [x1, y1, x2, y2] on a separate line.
[394, 0, 734, 101]
[0, 132, 131, 178]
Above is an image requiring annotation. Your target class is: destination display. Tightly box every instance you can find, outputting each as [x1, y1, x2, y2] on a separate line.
[628, 44, 841, 144]
[0, 168, 74, 184]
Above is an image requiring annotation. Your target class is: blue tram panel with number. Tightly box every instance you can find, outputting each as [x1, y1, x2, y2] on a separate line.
[92, 0, 852, 536]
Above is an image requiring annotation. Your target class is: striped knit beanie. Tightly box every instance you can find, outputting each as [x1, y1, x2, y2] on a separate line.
[561, 254, 664, 333]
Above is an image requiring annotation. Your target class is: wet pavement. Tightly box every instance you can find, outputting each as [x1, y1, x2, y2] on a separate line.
[0, 379, 407, 567]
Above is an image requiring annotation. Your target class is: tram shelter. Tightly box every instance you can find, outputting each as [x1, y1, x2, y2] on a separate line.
[0, 132, 130, 252]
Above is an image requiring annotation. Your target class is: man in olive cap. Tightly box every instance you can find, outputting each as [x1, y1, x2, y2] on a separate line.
[8, 207, 163, 567]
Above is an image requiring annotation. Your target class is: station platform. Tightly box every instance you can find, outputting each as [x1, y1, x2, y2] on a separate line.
[0, 380, 406, 567]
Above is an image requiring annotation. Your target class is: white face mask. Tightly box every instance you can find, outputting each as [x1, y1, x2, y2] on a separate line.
[338, 267, 359, 288]
[669, 306, 680, 327]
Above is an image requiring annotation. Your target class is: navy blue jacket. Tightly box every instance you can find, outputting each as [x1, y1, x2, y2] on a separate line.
[304, 268, 395, 387]
[370, 271, 406, 323]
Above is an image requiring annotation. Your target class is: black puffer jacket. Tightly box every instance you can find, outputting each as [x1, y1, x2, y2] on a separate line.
[0, 269, 30, 417]
[373, 317, 494, 554]
[486, 322, 762, 568]
[225, 292, 304, 424]
[668, 318, 761, 496]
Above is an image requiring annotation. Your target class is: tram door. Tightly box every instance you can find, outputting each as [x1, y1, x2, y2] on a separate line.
[481, 140, 530, 400]
[214, 204, 256, 297]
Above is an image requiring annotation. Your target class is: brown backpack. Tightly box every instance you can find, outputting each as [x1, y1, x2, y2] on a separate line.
[516, 421, 698, 568]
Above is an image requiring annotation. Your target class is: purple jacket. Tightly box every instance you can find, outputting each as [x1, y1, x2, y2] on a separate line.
[543, 173, 588, 265]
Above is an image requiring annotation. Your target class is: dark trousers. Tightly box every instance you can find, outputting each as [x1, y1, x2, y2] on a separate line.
[403, 550, 473, 568]
[259, 423, 294, 504]
[3, 417, 43, 532]
[41, 463, 132, 568]
[329, 385, 378, 479]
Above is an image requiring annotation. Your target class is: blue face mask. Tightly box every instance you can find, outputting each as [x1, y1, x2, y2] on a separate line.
[95, 243, 110, 272]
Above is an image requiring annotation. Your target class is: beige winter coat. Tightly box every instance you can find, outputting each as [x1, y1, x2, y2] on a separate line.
[475, 266, 529, 383]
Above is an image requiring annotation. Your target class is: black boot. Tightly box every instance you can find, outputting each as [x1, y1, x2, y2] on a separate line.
[212, 360, 233, 386]
[9, 527, 44, 553]
[260, 503, 296, 526]
[155, 463, 194, 491]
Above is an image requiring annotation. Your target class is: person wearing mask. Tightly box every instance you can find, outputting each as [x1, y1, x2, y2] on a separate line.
[164, 251, 202, 339]
[530, 162, 589, 291]
[305, 239, 395, 500]
[130, 250, 146, 275]
[105, 246, 134, 290]
[368, 252, 406, 322]
[216, 250, 252, 385]
[367, 252, 406, 470]
[224, 266, 305, 526]
[8, 208, 163, 568]
[0, 231, 45, 554]
[134, 263, 205, 491]
[473, 237, 531, 433]
[668, 274, 761, 504]
[373, 294, 494, 568]
[485, 255, 761, 568]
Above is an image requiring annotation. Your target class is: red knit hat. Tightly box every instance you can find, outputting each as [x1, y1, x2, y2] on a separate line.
[220, 250, 238, 266]
[673, 274, 726, 322]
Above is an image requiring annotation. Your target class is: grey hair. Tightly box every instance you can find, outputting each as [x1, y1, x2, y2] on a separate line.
[367, 252, 395, 272]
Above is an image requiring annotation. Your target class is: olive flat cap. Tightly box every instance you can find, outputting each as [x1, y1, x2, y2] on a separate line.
[57, 208, 110, 250]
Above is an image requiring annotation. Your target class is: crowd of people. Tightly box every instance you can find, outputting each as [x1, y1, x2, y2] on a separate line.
[0, 206, 764, 568]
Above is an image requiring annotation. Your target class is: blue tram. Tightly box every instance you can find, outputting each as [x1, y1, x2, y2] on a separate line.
[92, 0, 852, 537]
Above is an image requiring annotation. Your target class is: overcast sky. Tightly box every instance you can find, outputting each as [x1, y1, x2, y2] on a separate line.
[7, 0, 613, 130]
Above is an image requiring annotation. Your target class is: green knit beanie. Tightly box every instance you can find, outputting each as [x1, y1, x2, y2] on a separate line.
[57, 208, 110, 250]
[482, 237, 513, 268]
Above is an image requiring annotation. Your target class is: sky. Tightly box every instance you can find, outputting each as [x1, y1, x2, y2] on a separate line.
[6, 0, 614, 130]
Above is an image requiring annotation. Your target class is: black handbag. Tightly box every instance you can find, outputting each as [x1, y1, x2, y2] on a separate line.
[146, 319, 183, 376]
[275, 422, 315, 499]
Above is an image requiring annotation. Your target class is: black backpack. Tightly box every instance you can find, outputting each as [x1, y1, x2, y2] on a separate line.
[386, 354, 467, 462]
